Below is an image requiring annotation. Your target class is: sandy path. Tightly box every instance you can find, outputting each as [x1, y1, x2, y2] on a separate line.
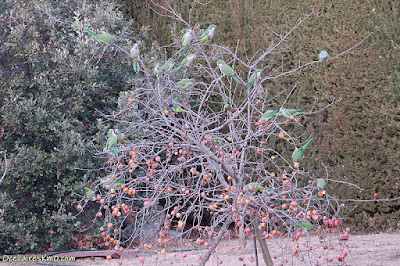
[2, 232, 400, 265]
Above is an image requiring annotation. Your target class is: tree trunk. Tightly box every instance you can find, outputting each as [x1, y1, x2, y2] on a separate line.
[198, 218, 232, 266]
[254, 221, 273, 266]
[239, 216, 247, 248]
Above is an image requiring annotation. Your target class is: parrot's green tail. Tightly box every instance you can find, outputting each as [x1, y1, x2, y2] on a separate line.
[133, 60, 139, 74]
[302, 138, 313, 151]
[174, 67, 182, 74]
[112, 148, 120, 158]
[231, 75, 241, 84]
[87, 28, 98, 38]
[179, 47, 186, 56]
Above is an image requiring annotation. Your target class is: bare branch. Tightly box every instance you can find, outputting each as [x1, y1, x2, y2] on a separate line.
[0, 151, 7, 184]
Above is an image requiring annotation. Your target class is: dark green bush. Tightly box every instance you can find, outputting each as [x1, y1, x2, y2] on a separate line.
[0, 0, 147, 254]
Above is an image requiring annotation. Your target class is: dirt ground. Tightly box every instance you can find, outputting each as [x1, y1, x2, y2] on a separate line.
[2, 232, 400, 266]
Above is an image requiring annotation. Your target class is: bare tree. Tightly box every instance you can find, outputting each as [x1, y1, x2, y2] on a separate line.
[73, 1, 375, 265]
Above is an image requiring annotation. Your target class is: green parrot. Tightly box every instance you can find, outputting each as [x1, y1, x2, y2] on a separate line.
[223, 101, 232, 110]
[175, 54, 197, 74]
[291, 222, 315, 231]
[169, 103, 188, 113]
[130, 43, 140, 73]
[84, 187, 96, 201]
[163, 59, 175, 74]
[292, 138, 313, 163]
[111, 148, 120, 158]
[105, 129, 118, 150]
[154, 63, 163, 78]
[317, 50, 329, 68]
[217, 60, 241, 84]
[261, 110, 279, 120]
[105, 129, 120, 158]
[316, 178, 326, 190]
[247, 69, 262, 89]
[197, 24, 217, 42]
[100, 175, 122, 190]
[87, 29, 116, 43]
[244, 182, 273, 193]
[213, 137, 227, 146]
[179, 29, 193, 55]
[223, 101, 236, 112]
[276, 108, 307, 118]
[177, 78, 195, 89]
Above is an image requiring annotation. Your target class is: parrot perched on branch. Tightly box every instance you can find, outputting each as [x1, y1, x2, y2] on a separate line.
[223, 101, 232, 110]
[197, 24, 217, 43]
[130, 43, 140, 73]
[317, 178, 326, 190]
[217, 60, 241, 84]
[105, 129, 118, 150]
[87, 29, 116, 43]
[247, 69, 262, 89]
[100, 175, 122, 189]
[175, 54, 197, 74]
[154, 63, 163, 78]
[105, 129, 121, 158]
[318, 50, 329, 68]
[292, 138, 313, 163]
[243, 182, 273, 193]
[290, 222, 315, 231]
[261, 110, 279, 120]
[169, 103, 188, 113]
[276, 108, 308, 118]
[163, 59, 175, 74]
[84, 187, 96, 201]
[179, 29, 193, 55]
[223, 101, 236, 112]
[177, 78, 195, 89]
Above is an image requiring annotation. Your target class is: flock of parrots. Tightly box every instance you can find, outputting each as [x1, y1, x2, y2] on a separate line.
[93, 23, 325, 168]
[87, 25, 328, 231]
[87, 24, 329, 84]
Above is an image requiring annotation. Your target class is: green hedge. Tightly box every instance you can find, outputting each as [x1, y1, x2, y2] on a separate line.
[118, 0, 400, 231]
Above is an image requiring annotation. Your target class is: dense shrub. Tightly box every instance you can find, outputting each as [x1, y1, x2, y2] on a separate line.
[0, 0, 147, 254]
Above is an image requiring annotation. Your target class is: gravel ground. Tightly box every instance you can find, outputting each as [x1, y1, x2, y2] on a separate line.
[2, 232, 400, 266]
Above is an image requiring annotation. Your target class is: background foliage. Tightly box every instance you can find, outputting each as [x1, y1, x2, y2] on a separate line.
[118, 0, 400, 232]
[0, 0, 147, 254]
